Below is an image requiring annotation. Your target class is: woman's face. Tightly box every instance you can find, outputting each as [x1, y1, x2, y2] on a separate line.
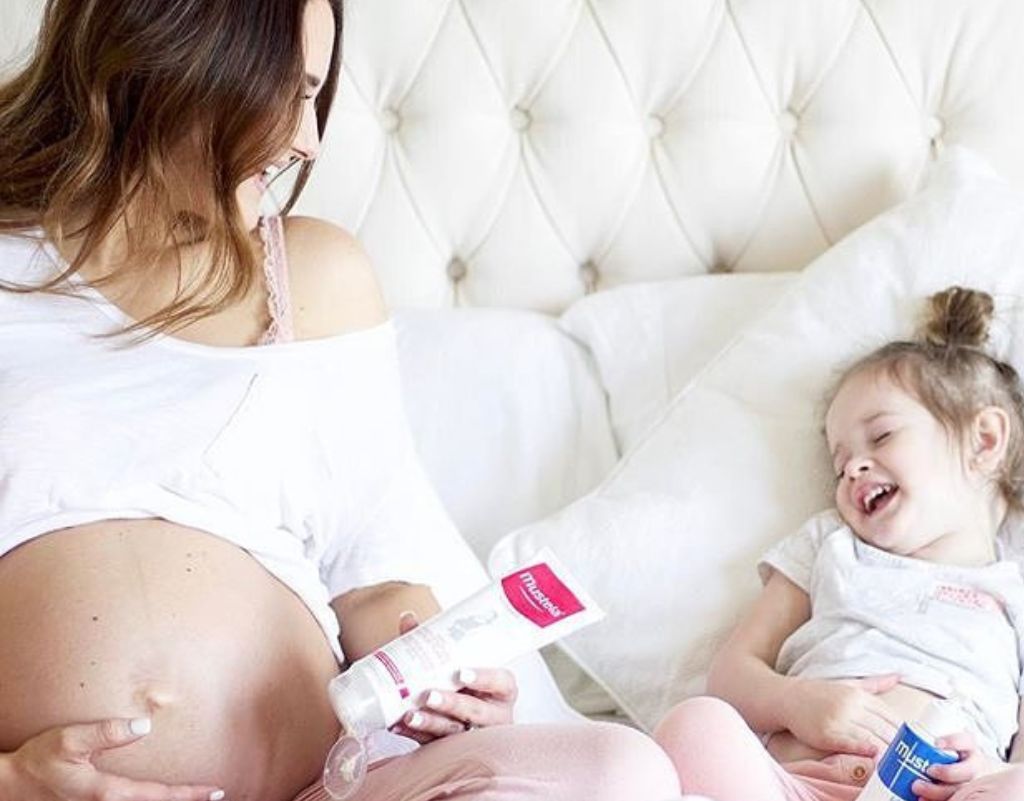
[236, 0, 335, 229]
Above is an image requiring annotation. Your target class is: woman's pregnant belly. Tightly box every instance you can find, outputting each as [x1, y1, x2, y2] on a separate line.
[0, 520, 341, 801]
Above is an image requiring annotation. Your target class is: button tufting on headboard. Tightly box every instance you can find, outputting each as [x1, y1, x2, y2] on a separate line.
[645, 115, 665, 139]
[579, 261, 600, 294]
[778, 109, 799, 138]
[294, 0, 1024, 311]
[379, 107, 401, 134]
[510, 107, 532, 133]
[447, 257, 468, 283]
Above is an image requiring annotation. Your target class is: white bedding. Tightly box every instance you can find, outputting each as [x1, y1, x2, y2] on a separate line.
[490, 148, 1024, 729]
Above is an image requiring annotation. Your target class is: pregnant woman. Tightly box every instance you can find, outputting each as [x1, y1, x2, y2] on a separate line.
[0, 1, 682, 800]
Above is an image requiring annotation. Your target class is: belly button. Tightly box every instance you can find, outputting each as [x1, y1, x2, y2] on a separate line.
[133, 686, 177, 713]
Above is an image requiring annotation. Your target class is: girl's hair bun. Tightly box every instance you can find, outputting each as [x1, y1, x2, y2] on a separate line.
[923, 286, 994, 349]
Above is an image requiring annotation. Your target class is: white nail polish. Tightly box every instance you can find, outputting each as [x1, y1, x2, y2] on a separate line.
[409, 712, 424, 727]
[427, 690, 443, 708]
[129, 717, 151, 736]
[209, 792, 225, 801]
[458, 668, 476, 685]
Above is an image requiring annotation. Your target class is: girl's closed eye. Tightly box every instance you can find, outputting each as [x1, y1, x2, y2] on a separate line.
[871, 430, 892, 445]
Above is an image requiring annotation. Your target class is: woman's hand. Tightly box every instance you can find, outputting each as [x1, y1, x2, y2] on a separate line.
[2, 718, 224, 801]
[782, 674, 903, 757]
[912, 730, 1003, 801]
[395, 667, 518, 742]
[389, 611, 518, 743]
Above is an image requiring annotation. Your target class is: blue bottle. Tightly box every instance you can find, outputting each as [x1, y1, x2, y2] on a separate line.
[855, 700, 962, 801]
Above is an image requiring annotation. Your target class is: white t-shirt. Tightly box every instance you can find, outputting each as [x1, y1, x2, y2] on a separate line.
[0, 232, 488, 664]
[759, 509, 1024, 759]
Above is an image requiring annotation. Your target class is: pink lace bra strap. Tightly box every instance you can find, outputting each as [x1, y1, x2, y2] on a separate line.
[257, 215, 295, 345]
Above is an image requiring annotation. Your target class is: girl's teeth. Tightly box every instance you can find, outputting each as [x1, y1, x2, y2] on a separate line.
[862, 484, 895, 513]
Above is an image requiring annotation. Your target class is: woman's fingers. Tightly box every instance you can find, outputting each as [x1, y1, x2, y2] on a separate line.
[457, 667, 518, 704]
[96, 773, 226, 801]
[401, 708, 464, 738]
[388, 719, 437, 744]
[424, 689, 499, 727]
[39, 719, 225, 801]
[404, 684, 512, 734]
[53, 718, 154, 760]
[397, 610, 419, 637]
[398, 667, 519, 738]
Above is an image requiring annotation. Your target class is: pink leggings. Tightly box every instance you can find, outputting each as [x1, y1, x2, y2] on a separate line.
[290, 722, 682, 801]
[654, 697, 1024, 801]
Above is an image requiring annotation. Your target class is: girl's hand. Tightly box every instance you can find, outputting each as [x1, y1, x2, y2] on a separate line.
[388, 611, 518, 743]
[3, 718, 224, 801]
[912, 730, 1001, 801]
[783, 674, 903, 757]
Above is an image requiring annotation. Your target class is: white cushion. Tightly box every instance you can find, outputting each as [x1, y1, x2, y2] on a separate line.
[395, 308, 617, 562]
[489, 147, 1024, 730]
[561, 273, 796, 453]
[395, 308, 617, 724]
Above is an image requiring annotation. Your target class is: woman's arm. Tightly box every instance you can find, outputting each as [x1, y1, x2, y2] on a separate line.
[330, 581, 440, 662]
[706, 570, 811, 734]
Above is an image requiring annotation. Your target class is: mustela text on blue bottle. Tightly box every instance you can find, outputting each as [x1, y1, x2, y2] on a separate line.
[873, 722, 958, 800]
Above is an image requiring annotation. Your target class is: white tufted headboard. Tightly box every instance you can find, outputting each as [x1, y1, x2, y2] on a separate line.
[295, 0, 1024, 312]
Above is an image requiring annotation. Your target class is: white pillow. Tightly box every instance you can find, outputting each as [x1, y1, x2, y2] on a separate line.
[489, 147, 1024, 731]
[395, 308, 618, 562]
[560, 273, 797, 453]
[395, 308, 619, 725]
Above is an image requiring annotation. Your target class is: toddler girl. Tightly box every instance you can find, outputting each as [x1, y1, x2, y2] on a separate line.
[655, 287, 1024, 801]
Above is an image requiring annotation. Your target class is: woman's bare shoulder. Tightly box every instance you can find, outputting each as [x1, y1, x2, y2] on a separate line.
[281, 215, 388, 340]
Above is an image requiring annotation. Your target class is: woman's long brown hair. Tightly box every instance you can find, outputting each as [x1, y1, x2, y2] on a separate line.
[0, 0, 343, 336]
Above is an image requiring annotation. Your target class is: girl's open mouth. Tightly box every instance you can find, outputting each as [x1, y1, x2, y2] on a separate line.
[861, 483, 898, 515]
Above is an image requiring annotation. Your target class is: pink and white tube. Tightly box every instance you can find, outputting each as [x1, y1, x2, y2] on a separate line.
[323, 547, 604, 799]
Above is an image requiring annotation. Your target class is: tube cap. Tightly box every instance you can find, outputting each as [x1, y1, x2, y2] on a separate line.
[328, 668, 386, 737]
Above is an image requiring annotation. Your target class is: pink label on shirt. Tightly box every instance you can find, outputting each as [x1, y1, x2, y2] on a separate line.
[931, 583, 1003, 614]
[501, 562, 585, 628]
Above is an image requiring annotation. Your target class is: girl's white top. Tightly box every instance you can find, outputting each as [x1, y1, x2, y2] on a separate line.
[0, 232, 482, 662]
[760, 508, 1024, 759]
